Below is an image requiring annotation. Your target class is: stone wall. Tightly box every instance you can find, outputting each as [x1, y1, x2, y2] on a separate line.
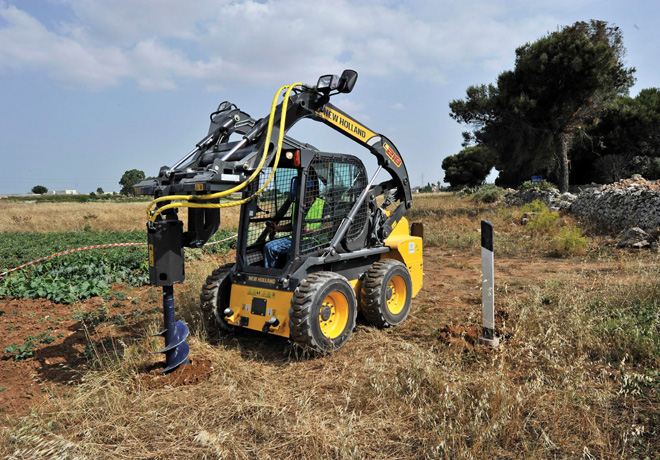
[570, 177, 660, 231]
[509, 175, 660, 232]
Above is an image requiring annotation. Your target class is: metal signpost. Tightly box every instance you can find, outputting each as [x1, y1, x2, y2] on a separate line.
[479, 220, 500, 347]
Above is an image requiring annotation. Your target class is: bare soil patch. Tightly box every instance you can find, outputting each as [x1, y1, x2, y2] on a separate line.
[136, 358, 214, 390]
[0, 285, 160, 418]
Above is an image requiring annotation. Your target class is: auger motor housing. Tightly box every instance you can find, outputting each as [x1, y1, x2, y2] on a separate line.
[147, 219, 184, 287]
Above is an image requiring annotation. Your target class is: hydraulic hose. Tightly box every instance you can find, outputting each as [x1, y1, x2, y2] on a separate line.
[147, 83, 302, 222]
[146, 84, 287, 219]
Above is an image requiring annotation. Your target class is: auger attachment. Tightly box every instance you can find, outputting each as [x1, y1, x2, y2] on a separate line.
[154, 286, 190, 373]
[148, 218, 190, 373]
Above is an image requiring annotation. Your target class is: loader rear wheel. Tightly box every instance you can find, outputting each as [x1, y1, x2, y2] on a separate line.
[200, 263, 235, 334]
[289, 272, 357, 353]
[361, 259, 412, 328]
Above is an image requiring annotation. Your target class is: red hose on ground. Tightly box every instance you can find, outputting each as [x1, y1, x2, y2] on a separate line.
[0, 234, 237, 277]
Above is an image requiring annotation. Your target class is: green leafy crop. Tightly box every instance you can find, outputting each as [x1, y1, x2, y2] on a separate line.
[0, 229, 236, 303]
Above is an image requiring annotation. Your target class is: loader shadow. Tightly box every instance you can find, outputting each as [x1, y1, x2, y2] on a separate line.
[209, 316, 378, 364]
[209, 325, 351, 364]
[210, 328, 301, 365]
[29, 315, 162, 388]
[27, 322, 90, 388]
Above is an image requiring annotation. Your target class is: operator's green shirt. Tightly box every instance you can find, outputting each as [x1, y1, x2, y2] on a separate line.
[291, 198, 330, 239]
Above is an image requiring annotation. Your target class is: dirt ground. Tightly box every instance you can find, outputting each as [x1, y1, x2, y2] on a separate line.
[0, 285, 163, 417]
[0, 246, 632, 419]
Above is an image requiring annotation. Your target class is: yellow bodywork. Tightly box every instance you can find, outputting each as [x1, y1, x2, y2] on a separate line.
[381, 217, 424, 297]
[225, 218, 423, 337]
[225, 284, 294, 338]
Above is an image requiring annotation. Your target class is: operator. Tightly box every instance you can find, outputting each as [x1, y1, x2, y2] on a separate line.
[264, 176, 330, 268]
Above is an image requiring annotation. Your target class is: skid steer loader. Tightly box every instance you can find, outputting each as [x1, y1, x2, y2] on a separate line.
[135, 70, 423, 371]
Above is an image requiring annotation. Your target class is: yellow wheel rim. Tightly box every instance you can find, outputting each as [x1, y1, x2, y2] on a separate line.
[386, 275, 407, 315]
[318, 291, 349, 339]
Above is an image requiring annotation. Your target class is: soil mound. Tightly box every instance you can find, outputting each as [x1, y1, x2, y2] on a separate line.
[136, 358, 213, 390]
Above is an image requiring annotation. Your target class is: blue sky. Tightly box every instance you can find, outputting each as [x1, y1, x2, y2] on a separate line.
[1, 0, 658, 194]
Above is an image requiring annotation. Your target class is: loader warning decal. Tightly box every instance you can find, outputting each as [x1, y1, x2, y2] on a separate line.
[148, 244, 154, 266]
[383, 143, 402, 167]
[247, 288, 275, 299]
[316, 106, 376, 144]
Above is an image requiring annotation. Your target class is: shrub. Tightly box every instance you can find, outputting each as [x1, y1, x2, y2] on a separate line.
[470, 184, 506, 203]
[552, 226, 588, 256]
[526, 208, 560, 234]
[518, 179, 556, 192]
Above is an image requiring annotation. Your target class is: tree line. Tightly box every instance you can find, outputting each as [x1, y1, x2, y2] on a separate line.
[444, 20, 658, 192]
[28, 169, 144, 196]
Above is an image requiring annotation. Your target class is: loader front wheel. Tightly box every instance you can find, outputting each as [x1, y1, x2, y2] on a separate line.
[200, 263, 235, 334]
[361, 259, 412, 328]
[289, 272, 357, 353]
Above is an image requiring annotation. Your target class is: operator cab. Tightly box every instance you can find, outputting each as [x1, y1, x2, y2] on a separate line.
[237, 150, 369, 274]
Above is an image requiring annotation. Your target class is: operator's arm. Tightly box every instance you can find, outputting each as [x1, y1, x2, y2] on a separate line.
[273, 222, 292, 233]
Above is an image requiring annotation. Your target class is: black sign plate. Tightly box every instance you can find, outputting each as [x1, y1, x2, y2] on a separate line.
[252, 298, 267, 316]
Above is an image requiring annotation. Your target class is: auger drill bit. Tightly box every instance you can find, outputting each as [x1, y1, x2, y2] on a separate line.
[154, 285, 190, 373]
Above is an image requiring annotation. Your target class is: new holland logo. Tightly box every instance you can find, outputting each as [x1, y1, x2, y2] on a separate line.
[383, 143, 402, 167]
[316, 107, 376, 144]
[248, 275, 276, 285]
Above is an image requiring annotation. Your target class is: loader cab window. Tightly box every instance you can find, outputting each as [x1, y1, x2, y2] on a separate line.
[243, 167, 298, 267]
[306, 156, 368, 252]
[241, 156, 368, 268]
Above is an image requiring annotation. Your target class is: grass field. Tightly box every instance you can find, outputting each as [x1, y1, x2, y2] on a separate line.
[1, 193, 658, 459]
[0, 200, 242, 233]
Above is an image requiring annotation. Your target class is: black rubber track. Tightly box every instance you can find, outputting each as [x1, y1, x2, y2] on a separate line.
[360, 259, 412, 328]
[289, 271, 357, 353]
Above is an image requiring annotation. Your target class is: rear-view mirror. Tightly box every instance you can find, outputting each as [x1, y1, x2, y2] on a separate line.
[338, 70, 358, 93]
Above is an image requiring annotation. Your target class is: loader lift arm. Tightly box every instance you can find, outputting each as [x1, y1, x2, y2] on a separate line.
[138, 70, 413, 245]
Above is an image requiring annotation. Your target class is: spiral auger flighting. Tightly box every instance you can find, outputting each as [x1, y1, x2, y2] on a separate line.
[154, 285, 190, 373]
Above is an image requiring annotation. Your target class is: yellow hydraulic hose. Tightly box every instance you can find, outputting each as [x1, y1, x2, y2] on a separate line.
[146, 83, 289, 219]
[148, 83, 302, 223]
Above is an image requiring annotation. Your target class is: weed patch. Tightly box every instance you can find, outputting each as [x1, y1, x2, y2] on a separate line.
[4, 332, 57, 361]
[520, 199, 548, 213]
[552, 226, 588, 256]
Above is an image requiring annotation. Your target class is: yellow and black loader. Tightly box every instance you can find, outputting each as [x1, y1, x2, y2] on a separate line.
[135, 71, 423, 371]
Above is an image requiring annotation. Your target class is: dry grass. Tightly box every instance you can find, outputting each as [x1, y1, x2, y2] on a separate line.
[0, 201, 241, 233]
[1, 194, 659, 459]
[409, 193, 607, 258]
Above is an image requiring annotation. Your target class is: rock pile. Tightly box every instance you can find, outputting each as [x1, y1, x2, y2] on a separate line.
[507, 175, 660, 245]
[570, 175, 660, 232]
[601, 174, 660, 192]
[506, 187, 577, 211]
[616, 227, 657, 249]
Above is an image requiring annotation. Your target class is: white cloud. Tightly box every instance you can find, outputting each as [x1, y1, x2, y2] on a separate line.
[0, 5, 130, 88]
[0, 0, 570, 90]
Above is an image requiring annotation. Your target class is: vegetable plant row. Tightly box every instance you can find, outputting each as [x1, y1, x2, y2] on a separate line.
[0, 229, 236, 304]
